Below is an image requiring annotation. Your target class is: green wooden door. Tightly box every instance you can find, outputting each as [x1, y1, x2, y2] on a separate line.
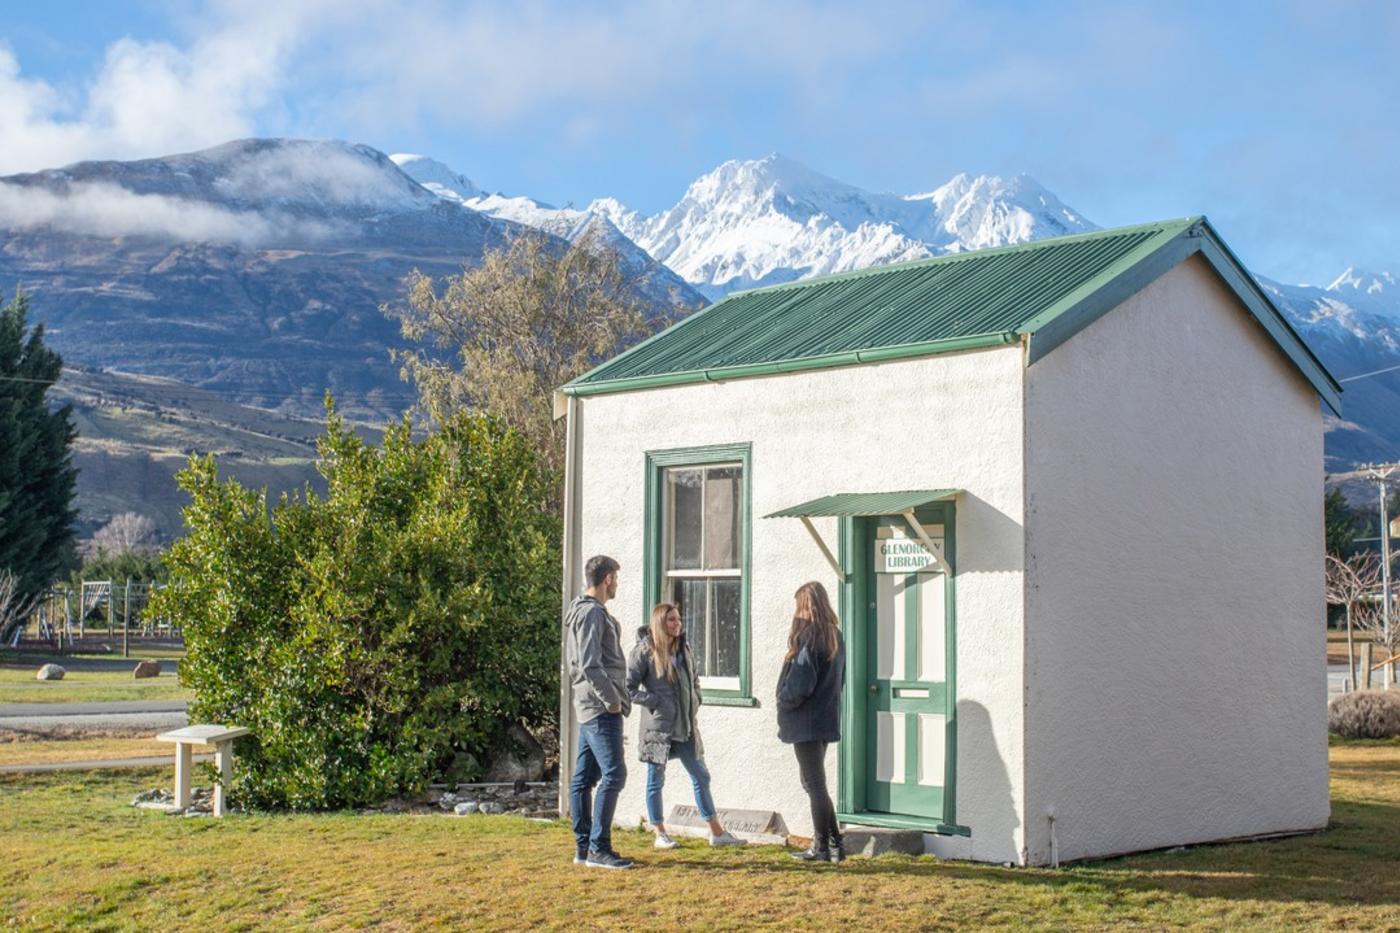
[864, 514, 950, 819]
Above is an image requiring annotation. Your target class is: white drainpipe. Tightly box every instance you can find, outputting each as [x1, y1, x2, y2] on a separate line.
[556, 393, 583, 817]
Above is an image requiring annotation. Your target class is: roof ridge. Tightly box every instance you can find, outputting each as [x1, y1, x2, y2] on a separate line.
[724, 216, 1203, 298]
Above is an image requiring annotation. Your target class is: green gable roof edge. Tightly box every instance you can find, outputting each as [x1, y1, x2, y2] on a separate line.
[562, 214, 1342, 415]
[562, 217, 1200, 397]
[1014, 215, 1340, 415]
[562, 331, 1019, 397]
[724, 215, 1201, 299]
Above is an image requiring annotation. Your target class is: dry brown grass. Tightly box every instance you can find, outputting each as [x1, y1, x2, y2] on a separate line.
[0, 727, 170, 766]
[1, 743, 1398, 930]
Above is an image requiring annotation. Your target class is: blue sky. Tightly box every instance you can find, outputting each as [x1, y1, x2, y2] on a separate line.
[1, 0, 1397, 284]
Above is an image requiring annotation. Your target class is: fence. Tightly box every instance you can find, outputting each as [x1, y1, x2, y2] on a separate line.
[22, 579, 176, 654]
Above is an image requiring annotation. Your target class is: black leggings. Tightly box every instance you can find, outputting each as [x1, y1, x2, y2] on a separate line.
[793, 741, 841, 847]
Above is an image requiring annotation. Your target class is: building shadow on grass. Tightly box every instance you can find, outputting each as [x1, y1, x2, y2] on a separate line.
[642, 799, 1400, 909]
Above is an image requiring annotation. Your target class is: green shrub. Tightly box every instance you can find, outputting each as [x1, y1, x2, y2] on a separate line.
[73, 549, 167, 588]
[1329, 690, 1400, 740]
[149, 409, 560, 810]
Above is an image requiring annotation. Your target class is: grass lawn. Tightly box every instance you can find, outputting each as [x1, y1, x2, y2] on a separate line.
[0, 732, 170, 766]
[0, 673, 191, 705]
[0, 652, 192, 705]
[2, 744, 1399, 930]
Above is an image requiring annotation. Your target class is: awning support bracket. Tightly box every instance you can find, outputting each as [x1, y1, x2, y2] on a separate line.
[799, 516, 847, 583]
[901, 508, 954, 576]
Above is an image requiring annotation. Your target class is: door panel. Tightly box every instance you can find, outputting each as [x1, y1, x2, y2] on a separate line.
[866, 514, 949, 820]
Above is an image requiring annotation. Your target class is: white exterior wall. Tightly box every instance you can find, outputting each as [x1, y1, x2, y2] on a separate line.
[1022, 255, 1329, 864]
[570, 345, 1028, 862]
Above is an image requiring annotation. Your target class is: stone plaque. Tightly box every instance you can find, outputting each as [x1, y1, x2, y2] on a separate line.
[667, 805, 789, 842]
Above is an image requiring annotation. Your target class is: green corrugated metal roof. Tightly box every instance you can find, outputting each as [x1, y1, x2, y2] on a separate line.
[765, 489, 960, 519]
[565, 215, 1342, 415]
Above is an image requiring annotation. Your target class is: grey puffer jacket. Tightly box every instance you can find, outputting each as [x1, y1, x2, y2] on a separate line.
[626, 628, 704, 765]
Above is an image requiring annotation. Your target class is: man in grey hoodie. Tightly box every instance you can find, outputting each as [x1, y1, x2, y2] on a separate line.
[565, 555, 634, 869]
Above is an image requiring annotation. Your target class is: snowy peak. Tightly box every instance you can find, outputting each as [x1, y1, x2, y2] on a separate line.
[1329, 267, 1397, 296]
[391, 152, 703, 310]
[389, 153, 482, 204]
[589, 155, 1097, 297]
[909, 172, 1092, 251]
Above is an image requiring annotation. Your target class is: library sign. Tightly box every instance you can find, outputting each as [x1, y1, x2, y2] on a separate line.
[876, 535, 944, 574]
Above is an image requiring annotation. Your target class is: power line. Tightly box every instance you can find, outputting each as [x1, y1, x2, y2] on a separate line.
[1339, 362, 1400, 384]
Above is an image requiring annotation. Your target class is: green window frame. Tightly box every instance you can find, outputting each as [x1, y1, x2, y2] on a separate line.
[643, 443, 755, 707]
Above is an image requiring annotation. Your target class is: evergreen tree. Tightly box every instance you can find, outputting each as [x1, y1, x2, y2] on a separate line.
[0, 289, 78, 601]
[1325, 487, 1360, 558]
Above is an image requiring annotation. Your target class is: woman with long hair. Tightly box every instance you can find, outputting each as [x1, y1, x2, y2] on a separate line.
[776, 581, 847, 863]
[626, 602, 745, 849]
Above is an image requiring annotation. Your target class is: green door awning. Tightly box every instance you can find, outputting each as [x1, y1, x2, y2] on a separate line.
[764, 489, 961, 519]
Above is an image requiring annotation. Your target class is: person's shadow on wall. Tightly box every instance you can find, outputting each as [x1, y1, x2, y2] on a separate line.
[954, 699, 1019, 863]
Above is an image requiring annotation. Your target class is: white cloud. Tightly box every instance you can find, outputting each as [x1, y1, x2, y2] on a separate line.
[0, 4, 314, 175]
[0, 0, 938, 174]
[0, 180, 336, 244]
[213, 144, 425, 207]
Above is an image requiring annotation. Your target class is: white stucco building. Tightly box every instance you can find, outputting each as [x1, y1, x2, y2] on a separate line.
[555, 217, 1339, 865]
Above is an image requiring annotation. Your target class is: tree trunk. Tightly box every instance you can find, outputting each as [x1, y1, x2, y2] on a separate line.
[1346, 605, 1357, 691]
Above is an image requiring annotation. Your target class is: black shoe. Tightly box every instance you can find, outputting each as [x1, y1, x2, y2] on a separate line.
[791, 846, 831, 862]
[573, 847, 589, 865]
[586, 849, 635, 870]
[829, 843, 846, 863]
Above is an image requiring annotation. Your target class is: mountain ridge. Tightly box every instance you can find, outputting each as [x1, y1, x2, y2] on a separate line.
[5, 138, 1399, 520]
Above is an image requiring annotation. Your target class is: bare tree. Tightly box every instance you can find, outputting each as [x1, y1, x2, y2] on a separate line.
[1326, 552, 1381, 690]
[1355, 589, 1400, 689]
[0, 569, 37, 646]
[385, 227, 681, 485]
[85, 512, 160, 559]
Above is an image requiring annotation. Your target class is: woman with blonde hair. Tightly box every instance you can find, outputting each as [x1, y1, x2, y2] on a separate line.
[627, 602, 745, 850]
[776, 581, 847, 863]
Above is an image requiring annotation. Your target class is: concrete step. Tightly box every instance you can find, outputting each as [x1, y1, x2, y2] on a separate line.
[841, 825, 925, 857]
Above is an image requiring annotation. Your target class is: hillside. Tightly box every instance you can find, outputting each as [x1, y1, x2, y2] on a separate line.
[2, 139, 701, 424]
[51, 367, 379, 540]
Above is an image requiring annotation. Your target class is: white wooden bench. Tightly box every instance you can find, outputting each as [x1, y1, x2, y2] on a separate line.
[156, 724, 250, 816]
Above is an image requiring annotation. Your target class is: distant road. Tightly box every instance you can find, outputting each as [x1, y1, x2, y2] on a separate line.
[0, 700, 187, 718]
[0, 699, 188, 732]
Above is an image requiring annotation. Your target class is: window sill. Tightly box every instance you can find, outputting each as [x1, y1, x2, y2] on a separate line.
[701, 694, 759, 708]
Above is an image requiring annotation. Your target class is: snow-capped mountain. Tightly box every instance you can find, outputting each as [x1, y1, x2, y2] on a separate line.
[392, 146, 1400, 467]
[587, 155, 1094, 298]
[390, 152, 702, 310]
[1256, 271, 1400, 467]
[388, 153, 483, 204]
[396, 151, 1094, 301]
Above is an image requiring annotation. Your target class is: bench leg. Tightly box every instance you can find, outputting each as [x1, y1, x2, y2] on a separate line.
[174, 743, 192, 810]
[214, 741, 233, 817]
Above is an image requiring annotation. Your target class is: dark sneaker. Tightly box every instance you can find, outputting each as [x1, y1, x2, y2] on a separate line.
[790, 846, 831, 862]
[829, 843, 847, 864]
[573, 847, 589, 865]
[585, 849, 635, 870]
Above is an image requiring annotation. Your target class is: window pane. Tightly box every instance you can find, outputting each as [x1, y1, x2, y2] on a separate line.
[671, 578, 708, 674]
[703, 466, 741, 570]
[711, 578, 741, 678]
[666, 469, 703, 570]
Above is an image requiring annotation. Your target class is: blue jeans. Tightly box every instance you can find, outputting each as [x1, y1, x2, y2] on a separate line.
[645, 739, 716, 826]
[570, 712, 627, 854]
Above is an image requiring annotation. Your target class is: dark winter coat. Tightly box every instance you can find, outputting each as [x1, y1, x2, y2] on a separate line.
[626, 628, 705, 765]
[776, 629, 846, 744]
[564, 595, 630, 724]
